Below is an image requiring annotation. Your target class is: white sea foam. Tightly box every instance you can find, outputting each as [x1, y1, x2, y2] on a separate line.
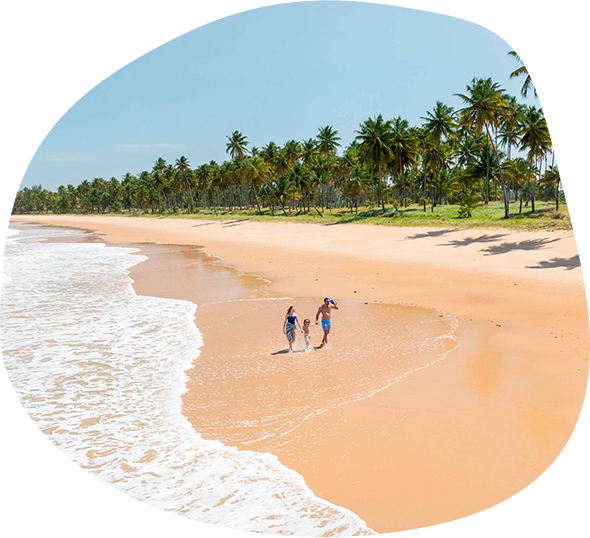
[0, 226, 373, 536]
[0, 228, 19, 241]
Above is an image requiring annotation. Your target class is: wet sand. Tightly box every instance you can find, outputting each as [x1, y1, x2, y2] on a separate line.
[10, 215, 590, 533]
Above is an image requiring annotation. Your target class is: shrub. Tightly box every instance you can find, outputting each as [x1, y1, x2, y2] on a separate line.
[457, 191, 483, 218]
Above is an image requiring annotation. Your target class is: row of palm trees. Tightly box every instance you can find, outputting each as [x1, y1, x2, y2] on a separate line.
[14, 58, 561, 219]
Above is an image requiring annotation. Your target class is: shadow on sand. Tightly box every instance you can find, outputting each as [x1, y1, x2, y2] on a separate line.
[526, 255, 581, 270]
[222, 220, 249, 228]
[404, 228, 461, 240]
[443, 233, 508, 247]
[271, 346, 323, 355]
[482, 237, 561, 256]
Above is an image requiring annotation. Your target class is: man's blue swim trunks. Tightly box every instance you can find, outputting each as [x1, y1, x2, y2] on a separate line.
[321, 319, 332, 331]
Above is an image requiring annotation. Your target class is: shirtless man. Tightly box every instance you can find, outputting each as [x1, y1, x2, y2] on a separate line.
[316, 297, 339, 347]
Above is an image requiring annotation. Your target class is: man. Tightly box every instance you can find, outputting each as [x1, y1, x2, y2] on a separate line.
[316, 297, 338, 347]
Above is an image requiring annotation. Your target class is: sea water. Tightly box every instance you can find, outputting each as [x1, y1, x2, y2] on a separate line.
[1, 225, 374, 536]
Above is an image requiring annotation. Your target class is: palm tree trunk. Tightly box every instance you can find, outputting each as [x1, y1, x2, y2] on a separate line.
[485, 139, 490, 204]
[422, 155, 428, 212]
[400, 160, 406, 206]
[378, 164, 385, 213]
[252, 184, 262, 214]
[487, 126, 509, 219]
[307, 162, 312, 213]
[432, 147, 440, 212]
[531, 157, 538, 213]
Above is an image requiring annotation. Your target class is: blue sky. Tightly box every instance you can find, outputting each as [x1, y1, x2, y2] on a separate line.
[22, 1, 536, 190]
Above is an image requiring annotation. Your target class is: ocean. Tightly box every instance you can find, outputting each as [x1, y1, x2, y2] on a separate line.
[1, 224, 374, 536]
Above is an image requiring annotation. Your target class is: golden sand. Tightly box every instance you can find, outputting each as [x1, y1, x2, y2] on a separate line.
[11, 215, 589, 533]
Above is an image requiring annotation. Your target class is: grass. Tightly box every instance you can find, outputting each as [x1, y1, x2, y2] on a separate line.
[26, 201, 572, 231]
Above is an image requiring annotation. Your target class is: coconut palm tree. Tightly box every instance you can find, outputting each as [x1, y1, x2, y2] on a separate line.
[175, 156, 194, 212]
[503, 157, 530, 212]
[300, 138, 318, 212]
[274, 175, 294, 214]
[226, 130, 249, 160]
[342, 164, 370, 214]
[421, 102, 455, 210]
[355, 115, 393, 213]
[456, 78, 511, 218]
[508, 50, 536, 98]
[412, 127, 434, 211]
[151, 157, 167, 212]
[283, 140, 301, 169]
[244, 156, 270, 213]
[390, 117, 418, 204]
[498, 96, 524, 161]
[288, 162, 309, 212]
[519, 106, 551, 212]
[543, 165, 561, 211]
[316, 125, 341, 212]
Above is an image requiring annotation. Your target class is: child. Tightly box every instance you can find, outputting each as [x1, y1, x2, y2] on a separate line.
[302, 319, 317, 350]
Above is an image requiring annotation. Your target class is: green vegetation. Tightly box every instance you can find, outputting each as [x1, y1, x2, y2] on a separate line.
[14, 52, 566, 231]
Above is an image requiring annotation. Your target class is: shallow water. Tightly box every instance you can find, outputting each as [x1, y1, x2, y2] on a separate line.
[1, 224, 374, 536]
[185, 297, 459, 456]
[0, 221, 460, 536]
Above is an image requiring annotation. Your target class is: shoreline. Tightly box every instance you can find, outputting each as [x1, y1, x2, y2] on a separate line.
[9, 215, 590, 533]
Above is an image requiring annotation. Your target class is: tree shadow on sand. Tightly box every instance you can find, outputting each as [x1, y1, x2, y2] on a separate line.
[482, 237, 561, 256]
[443, 233, 508, 247]
[404, 229, 461, 240]
[526, 255, 581, 270]
[222, 220, 248, 227]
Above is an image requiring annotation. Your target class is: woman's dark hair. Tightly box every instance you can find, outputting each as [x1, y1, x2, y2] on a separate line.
[287, 306, 294, 314]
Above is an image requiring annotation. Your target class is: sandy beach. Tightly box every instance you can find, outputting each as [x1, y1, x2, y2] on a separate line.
[10, 215, 589, 533]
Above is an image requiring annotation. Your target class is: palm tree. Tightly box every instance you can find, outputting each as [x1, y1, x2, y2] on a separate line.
[316, 125, 341, 212]
[519, 106, 551, 212]
[226, 130, 249, 160]
[456, 78, 511, 218]
[288, 162, 308, 213]
[283, 140, 301, 169]
[164, 164, 177, 210]
[503, 157, 530, 213]
[456, 134, 483, 168]
[543, 165, 561, 211]
[415, 126, 437, 211]
[436, 169, 460, 203]
[244, 156, 269, 214]
[260, 141, 279, 168]
[342, 164, 370, 213]
[508, 50, 536, 98]
[355, 115, 393, 213]
[195, 163, 213, 209]
[498, 96, 524, 161]
[175, 156, 194, 212]
[300, 138, 318, 212]
[274, 175, 294, 214]
[421, 102, 455, 210]
[390, 117, 418, 204]
[151, 157, 167, 212]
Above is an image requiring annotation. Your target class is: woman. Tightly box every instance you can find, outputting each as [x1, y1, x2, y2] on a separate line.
[283, 305, 302, 352]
